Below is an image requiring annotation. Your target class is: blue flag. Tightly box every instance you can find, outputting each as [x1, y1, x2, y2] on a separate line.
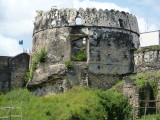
[19, 40, 23, 45]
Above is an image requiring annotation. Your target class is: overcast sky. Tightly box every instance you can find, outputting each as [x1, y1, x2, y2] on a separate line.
[0, 0, 160, 56]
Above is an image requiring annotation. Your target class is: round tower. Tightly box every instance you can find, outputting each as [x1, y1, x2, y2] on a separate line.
[28, 8, 140, 96]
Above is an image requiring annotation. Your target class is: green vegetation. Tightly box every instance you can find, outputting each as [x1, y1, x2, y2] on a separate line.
[36, 10, 43, 16]
[24, 72, 31, 83]
[65, 60, 73, 69]
[138, 114, 160, 120]
[72, 50, 87, 61]
[109, 80, 124, 93]
[135, 45, 160, 53]
[129, 73, 159, 116]
[0, 87, 131, 120]
[130, 73, 159, 98]
[131, 48, 138, 52]
[34, 48, 47, 63]
[25, 48, 47, 83]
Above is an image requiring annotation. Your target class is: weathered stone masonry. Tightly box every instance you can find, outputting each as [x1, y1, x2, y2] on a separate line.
[0, 53, 30, 92]
[28, 8, 140, 96]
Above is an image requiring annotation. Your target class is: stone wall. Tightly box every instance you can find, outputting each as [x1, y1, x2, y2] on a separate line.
[0, 53, 30, 92]
[28, 8, 140, 96]
[0, 56, 11, 91]
[34, 8, 139, 36]
[123, 77, 139, 119]
[134, 47, 160, 73]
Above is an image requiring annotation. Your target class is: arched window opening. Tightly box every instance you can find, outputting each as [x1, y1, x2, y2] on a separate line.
[76, 18, 82, 25]
[119, 19, 124, 28]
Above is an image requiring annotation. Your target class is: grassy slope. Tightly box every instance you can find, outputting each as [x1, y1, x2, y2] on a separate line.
[0, 87, 131, 120]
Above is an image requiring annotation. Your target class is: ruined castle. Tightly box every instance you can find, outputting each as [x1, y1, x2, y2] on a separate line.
[1, 8, 160, 118]
[26, 8, 140, 96]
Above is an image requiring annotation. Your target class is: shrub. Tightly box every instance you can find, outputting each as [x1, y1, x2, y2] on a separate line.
[72, 50, 87, 61]
[34, 48, 47, 63]
[97, 90, 132, 120]
[24, 72, 31, 83]
[25, 48, 47, 82]
[65, 60, 73, 69]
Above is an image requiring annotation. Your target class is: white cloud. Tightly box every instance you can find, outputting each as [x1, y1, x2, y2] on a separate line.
[0, 0, 159, 56]
[73, 0, 130, 12]
[0, 0, 130, 37]
[137, 17, 159, 33]
[0, 34, 23, 56]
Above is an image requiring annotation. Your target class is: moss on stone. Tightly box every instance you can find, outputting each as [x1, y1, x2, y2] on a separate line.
[135, 45, 160, 53]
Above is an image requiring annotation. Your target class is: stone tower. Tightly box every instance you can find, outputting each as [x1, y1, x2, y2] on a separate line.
[27, 8, 140, 96]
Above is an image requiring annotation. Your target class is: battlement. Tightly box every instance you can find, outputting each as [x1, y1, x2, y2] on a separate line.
[30, 8, 140, 96]
[33, 8, 139, 34]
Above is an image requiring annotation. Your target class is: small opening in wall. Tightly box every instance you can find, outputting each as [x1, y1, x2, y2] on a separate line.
[123, 55, 127, 58]
[97, 65, 100, 69]
[71, 37, 87, 61]
[83, 38, 86, 45]
[76, 17, 82, 25]
[119, 19, 124, 28]
[107, 43, 111, 47]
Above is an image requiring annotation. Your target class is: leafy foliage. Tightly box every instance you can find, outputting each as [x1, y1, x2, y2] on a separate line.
[138, 114, 160, 120]
[34, 48, 47, 63]
[65, 60, 73, 69]
[25, 48, 47, 82]
[129, 73, 159, 116]
[72, 50, 87, 61]
[0, 87, 131, 120]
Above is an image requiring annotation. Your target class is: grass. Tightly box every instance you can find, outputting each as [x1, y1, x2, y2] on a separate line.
[129, 73, 159, 99]
[72, 50, 87, 61]
[129, 72, 160, 86]
[138, 114, 160, 120]
[109, 80, 124, 93]
[0, 87, 131, 120]
[135, 45, 160, 53]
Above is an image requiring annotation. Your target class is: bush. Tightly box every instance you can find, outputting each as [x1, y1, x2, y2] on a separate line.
[72, 50, 87, 61]
[24, 72, 31, 83]
[25, 48, 47, 82]
[65, 60, 73, 69]
[97, 90, 132, 120]
[34, 48, 47, 63]
[0, 87, 132, 120]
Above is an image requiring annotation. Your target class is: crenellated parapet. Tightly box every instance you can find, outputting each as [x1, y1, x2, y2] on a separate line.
[29, 8, 140, 96]
[33, 8, 139, 35]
